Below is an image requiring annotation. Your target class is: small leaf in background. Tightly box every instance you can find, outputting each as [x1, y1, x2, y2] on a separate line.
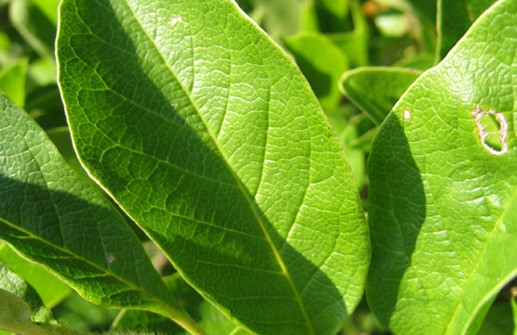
[367, 1, 517, 334]
[284, 32, 349, 112]
[326, 2, 369, 67]
[0, 92, 201, 334]
[402, 0, 436, 25]
[339, 67, 421, 124]
[249, 0, 305, 38]
[301, 0, 351, 34]
[436, 0, 496, 61]
[0, 58, 27, 107]
[8, 0, 58, 57]
[0, 262, 53, 325]
[113, 274, 244, 335]
[57, 0, 370, 333]
[0, 243, 71, 308]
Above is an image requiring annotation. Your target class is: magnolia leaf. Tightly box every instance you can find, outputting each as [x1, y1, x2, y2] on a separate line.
[0, 92, 202, 334]
[57, 0, 370, 334]
[368, 0, 517, 334]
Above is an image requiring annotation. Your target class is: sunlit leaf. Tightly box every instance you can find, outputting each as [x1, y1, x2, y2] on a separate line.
[57, 0, 370, 333]
[368, 1, 517, 334]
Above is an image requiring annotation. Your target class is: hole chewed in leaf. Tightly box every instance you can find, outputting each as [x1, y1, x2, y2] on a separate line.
[472, 106, 508, 155]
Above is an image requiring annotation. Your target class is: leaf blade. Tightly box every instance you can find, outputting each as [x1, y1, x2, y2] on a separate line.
[367, 0, 517, 333]
[0, 92, 200, 333]
[57, 0, 370, 333]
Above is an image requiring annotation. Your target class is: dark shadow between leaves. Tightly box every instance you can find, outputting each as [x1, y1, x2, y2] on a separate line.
[366, 114, 426, 327]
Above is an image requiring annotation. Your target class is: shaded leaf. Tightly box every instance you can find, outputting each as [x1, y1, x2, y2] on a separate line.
[436, 0, 496, 60]
[367, 0, 517, 334]
[0, 243, 71, 307]
[9, 0, 57, 57]
[0, 58, 27, 107]
[0, 262, 53, 324]
[283, 32, 348, 112]
[57, 0, 370, 334]
[0, 92, 201, 334]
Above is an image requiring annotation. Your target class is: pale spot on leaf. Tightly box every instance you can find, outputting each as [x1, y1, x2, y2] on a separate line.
[170, 16, 184, 26]
[403, 110, 411, 120]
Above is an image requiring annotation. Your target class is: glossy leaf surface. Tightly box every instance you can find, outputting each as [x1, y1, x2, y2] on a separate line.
[57, 0, 370, 334]
[368, 0, 517, 334]
[0, 92, 199, 333]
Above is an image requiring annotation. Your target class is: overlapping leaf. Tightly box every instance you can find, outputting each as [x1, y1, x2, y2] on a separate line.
[367, 0, 517, 333]
[57, 0, 370, 333]
[0, 92, 200, 333]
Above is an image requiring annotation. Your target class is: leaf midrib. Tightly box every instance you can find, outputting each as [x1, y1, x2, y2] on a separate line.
[0, 216, 172, 312]
[119, 1, 314, 332]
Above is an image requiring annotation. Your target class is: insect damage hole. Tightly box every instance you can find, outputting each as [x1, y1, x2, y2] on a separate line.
[472, 106, 508, 155]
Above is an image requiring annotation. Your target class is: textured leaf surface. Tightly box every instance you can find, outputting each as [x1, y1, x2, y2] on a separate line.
[57, 0, 370, 334]
[0, 262, 52, 325]
[0, 92, 199, 333]
[339, 67, 421, 124]
[436, 0, 496, 60]
[0, 243, 71, 307]
[368, 0, 517, 334]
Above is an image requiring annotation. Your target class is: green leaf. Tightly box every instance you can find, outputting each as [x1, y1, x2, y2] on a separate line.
[0, 243, 71, 307]
[113, 274, 244, 335]
[0, 58, 28, 107]
[477, 298, 515, 335]
[57, 0, 370, 334]
[283, 32, 348, 112]
[0, 92, 202, 334]
[249, 0, 305, 38]
[327, 2, 369, 67]
[0, 262, 53, 325]
[367, 0, 517, 334]
[403, 0, 436, 25]
[436, 0, 496, 60]
[339, 67, 421, 125]
[9, 0, 57, 57]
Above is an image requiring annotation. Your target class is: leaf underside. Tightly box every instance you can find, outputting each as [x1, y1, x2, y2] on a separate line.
[57, 0, 370, 334]
[0, 92, 177, 315]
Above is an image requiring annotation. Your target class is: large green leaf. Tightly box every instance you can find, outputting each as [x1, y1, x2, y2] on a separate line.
[436, 0, 496, 60]
[57, 0, 370, 334]
[0, 92, 201, 334]
[367, 0, 517, 334]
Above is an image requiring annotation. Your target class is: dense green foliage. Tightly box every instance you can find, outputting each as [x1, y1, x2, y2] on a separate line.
[0, 0, 515, 334]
